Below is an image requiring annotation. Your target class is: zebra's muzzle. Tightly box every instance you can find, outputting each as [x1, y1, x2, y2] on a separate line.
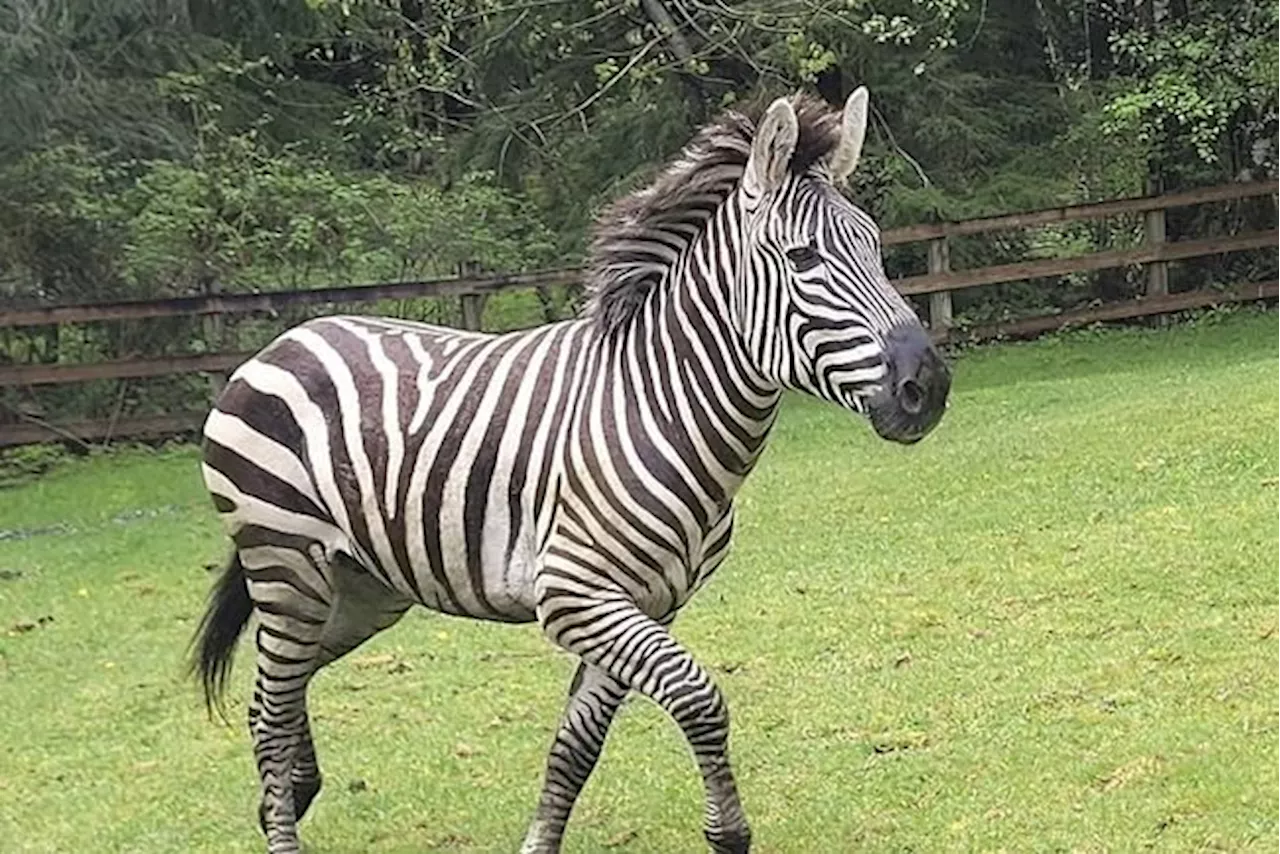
[867, 323, 950, 444]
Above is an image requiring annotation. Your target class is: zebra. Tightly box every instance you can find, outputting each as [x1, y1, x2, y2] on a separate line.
[191, 88, 950, 854]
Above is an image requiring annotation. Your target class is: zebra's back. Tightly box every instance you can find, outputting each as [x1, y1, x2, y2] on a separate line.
[202, 314, 595, 622]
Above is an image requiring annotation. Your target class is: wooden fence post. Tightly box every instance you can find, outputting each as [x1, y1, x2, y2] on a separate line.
[1144, 205, 1169, 297]
[201, 277, 229, 398]
[927, 236, 953, 335]
[456, 260, 487, 331]
[459, 293, 487, 331]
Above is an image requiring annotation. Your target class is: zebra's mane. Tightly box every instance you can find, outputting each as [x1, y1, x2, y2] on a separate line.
[583, 93, 844, 333]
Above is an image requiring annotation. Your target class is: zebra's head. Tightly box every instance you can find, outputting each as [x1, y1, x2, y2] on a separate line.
[734, 90, 950, 444]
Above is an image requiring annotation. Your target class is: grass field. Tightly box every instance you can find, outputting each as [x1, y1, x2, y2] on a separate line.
[1, 309, 1276, 853]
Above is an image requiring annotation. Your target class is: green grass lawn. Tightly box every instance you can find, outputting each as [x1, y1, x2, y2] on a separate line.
[1, 309, 1276, 853]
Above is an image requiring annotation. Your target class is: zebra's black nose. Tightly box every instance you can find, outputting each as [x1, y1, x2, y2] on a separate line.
[869, 323, 950, 443]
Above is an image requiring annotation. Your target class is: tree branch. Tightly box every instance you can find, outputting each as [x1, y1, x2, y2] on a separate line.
[543, 34, 666, 127]
[639, 0, 696, 65]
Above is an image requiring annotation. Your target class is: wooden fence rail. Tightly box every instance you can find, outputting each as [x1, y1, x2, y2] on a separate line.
[0, 352, 252, 387]
[895, 229, 1276, 296]
[886, 178, 1276, 330]
[877, 179, 1274, 243]
[1, 179, 1275, 447]
[0, 268, 580, 329]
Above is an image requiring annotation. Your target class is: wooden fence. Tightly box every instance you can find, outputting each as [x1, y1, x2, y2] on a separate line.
[1, 180, 1275, 447]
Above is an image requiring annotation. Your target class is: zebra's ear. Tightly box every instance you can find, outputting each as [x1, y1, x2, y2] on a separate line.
[828, 86, 869, 183]
[743, 97, 799, 198]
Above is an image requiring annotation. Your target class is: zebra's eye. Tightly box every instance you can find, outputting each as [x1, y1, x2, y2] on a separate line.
[785, 242, 821, 272]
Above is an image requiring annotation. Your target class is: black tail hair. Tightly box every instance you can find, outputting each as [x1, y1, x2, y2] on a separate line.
[189, 552, 253, 720]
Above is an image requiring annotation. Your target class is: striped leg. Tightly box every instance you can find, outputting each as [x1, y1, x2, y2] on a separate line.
[252, 606, 410, 849]
[521, 662, 629, 853]
[271, 561, 410, 846]
[248, 613, 324, 854]
[538, 596, 751, 854]
[233, 540, 335, 853]
[288, 712, 323, 824]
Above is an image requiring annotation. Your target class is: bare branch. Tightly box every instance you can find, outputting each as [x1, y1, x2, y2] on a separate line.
[543, 34, 666, 127]
[639, 0, 696, 64]
[871, 107, 931, 188]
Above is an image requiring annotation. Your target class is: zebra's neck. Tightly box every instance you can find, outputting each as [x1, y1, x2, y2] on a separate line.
[600, 192, 783, 511]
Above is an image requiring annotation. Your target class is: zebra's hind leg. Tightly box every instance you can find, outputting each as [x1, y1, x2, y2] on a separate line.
[537, 594, 751, 854]
[520, 662, 629, 853]
[253, 709, 322, 835]
[245, 579, 328, 854]
[289, 712, 322, 824]
[276, 552, 412, 834]
[243, 544, 409, 853]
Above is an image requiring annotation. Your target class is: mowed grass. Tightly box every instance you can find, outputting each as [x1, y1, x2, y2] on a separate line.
[0, 309, 1276, 853]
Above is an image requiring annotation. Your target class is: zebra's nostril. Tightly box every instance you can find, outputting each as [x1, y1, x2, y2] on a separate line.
[899, 378, 925, 415]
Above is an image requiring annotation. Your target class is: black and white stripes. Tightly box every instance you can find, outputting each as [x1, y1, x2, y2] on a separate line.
[192, 89, 949, 854]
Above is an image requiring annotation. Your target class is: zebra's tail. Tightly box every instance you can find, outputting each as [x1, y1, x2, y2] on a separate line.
[189, 551, 253, 719]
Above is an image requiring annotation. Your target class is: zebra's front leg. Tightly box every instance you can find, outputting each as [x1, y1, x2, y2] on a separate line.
[520, 662, 629, 853]
[538, 595, 751, 854]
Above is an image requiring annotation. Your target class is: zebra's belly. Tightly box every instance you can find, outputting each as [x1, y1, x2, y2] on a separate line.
[364, 497, 544, 624]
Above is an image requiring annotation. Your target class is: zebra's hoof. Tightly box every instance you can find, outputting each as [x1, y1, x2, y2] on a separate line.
[295, 774, 323, 821]
[706, 827, 751, 854]
[518, 817, 564, 854]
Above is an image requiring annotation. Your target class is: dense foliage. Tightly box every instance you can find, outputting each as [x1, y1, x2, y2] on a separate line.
[3, 0, 1274, 297]
[0, 0, 1275, 426]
